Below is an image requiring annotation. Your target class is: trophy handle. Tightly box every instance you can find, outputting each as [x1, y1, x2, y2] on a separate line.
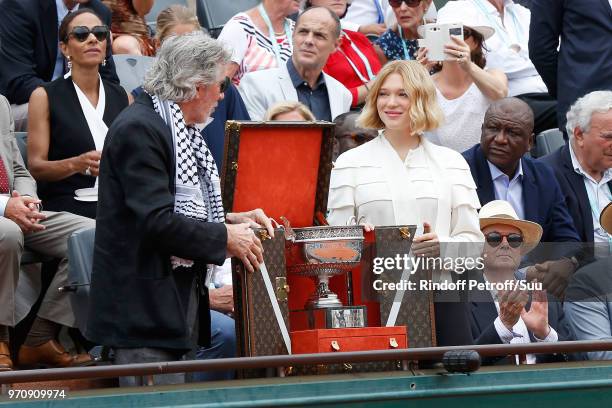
[280, 216, 296, 242]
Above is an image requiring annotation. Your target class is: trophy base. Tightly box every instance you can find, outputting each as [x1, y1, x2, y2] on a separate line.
[306, 294, 343, 309]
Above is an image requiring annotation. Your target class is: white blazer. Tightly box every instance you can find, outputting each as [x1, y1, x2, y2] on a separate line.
[238, 63, 353, 121]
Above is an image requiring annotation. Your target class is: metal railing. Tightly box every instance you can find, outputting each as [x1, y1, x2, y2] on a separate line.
[1, 340, 611, 384]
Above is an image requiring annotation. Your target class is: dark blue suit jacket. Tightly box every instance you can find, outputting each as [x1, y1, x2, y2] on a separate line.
[462, 144, 580, 243]
[469, 273, 573, 364]
[529, 0, 612, 129]
[0, 0, 119, 105]
[540, 145, 612, 243]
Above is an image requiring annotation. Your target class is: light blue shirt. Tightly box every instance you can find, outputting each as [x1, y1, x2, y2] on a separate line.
[52, 0, 79, 80]
[487, 159, 525, 220]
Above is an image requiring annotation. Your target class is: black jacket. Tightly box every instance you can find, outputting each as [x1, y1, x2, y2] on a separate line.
[0, 0, 119, 105]
[86, 93, 227, 351]
[540, 144, 612, 243]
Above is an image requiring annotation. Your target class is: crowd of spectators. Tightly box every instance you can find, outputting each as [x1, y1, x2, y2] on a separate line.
[0, 0, 611, 386]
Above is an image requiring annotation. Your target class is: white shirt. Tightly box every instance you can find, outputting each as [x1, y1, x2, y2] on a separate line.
[53, 0, 80, 80]
[342, 0, 391, 31]
[569, 142, 612, 255]
[424, 83, 492, 152]
[466, 0, 548, 96]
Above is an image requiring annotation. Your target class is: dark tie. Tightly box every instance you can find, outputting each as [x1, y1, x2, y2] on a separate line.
[0, 156, 9, 194]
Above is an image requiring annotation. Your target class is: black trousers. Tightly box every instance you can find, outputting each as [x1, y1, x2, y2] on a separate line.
[515, 92, 558, 136]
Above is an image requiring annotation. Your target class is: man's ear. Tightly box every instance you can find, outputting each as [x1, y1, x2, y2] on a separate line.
[573, 126, 584, 146]
[528, 132, 535, 151]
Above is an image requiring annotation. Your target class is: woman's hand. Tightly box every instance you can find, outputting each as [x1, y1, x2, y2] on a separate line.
[445, 36, 472, 73]
[74, 150, 101, 177]
[416, 47, 437, 72]
[412, 222, 440, 258]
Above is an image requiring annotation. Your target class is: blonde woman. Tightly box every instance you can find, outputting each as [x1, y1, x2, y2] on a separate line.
[264, 101, 315, 121]
[328, 60, 482, 244]
[327, 60, 483, 345]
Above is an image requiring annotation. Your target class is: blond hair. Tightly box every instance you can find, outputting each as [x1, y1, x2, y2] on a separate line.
[264, 101, 316, 121]
[357, 60, 443, 134]
[155, 5, 201, 43]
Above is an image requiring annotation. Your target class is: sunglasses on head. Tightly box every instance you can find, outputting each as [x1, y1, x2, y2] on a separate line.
[389, 0, 422, 8]
[67, 25, 109, 42]
[219, 76, 230, 93]
[485, 232, 524, 248]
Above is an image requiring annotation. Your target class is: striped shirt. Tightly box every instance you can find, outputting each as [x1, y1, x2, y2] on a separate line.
[218, 13, 294, 86]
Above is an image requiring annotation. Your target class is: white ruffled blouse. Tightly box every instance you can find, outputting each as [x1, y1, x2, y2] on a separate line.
[328, 133, 484, 247]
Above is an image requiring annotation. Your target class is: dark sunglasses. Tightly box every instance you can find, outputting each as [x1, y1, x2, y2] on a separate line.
[219, 76, 230, 93]
[485, 232, 524, 248]
[66, 25, 109, 42]
[389, 0, 422, 8]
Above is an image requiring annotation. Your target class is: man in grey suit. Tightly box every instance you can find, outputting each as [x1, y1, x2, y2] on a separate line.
[238, 7, 352, 121]
[0, 95, 94, 371]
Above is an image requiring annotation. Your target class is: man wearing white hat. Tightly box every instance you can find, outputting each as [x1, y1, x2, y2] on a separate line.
[470, 200, 573, 364]
[564, 203, 612, 361]
[437, 0, 557, 135]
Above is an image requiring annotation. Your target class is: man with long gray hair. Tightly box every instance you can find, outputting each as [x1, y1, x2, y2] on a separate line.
[541, 90, 612, 253]
[86, 32, 273, 386]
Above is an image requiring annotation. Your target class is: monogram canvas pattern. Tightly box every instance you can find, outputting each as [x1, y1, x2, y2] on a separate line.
[375, 226, 437, 348]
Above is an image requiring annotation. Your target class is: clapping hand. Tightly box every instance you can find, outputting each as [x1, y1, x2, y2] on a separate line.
[498, 285, 529, 331]
[521, 288, 551, 339]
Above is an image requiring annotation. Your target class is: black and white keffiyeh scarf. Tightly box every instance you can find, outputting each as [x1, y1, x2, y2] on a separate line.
[150, 94, 225, 270]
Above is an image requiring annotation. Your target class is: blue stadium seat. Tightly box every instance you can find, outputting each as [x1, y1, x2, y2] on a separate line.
[145, 0, 189, 23]
[63, 227, 96, 333]
[196, 0, 259, 38]
[534, 128, 565, 158]
[112, 55, 155, 94]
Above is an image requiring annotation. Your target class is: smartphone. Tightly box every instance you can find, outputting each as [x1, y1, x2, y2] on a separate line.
[418, 23, 464, 62]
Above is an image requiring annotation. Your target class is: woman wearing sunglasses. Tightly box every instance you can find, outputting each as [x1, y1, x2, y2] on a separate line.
[375, 0, 432, 64]
[419, 4, 508, 153]
[304, 0, 382, 108]
[328, 61, 483, 345]
[27, 9, 129, 219]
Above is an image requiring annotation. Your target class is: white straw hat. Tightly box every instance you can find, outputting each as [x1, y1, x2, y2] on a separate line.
[600, 202, 612, 235]
[418, 0, 495, 40]
[479, 200, 543, 255]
